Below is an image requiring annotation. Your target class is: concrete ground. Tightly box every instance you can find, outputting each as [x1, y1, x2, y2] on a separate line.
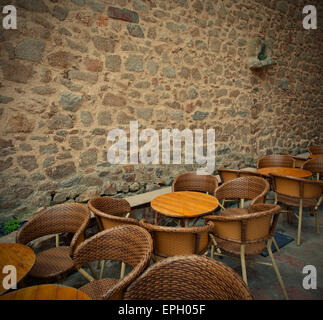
[4, 196, 323, 300]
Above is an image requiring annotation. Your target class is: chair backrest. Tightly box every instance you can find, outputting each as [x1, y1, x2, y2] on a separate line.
[139, 220, 213, 260]
[172, 171, 218, 195]
[308, 145, 323, 155]
[88, 196, 138, 230]
[302, 158, 323, 175]
[214, 176, 269, 205]
[73, 225, 153, 300]
[205, 204, 281, 246]
[124, 255, 253, 300]
[257, 154, 295, 169]
[217, 168, 240, 183]
[16, 203, 90, 252]
[270, 173, 323, 199]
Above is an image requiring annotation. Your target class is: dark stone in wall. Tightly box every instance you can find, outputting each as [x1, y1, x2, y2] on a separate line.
[108, 7, 139, 23]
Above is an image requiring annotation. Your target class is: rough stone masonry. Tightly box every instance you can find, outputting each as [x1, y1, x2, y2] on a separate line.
[0, 0, 322, 222]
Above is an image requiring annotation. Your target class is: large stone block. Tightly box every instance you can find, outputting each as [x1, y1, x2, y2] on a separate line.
[0, 60, 33, 84]
[79, 148, 98, 168]
[102, 93, 127, 107]
[16, 0, 49, 12]
[46, 162, 76, 180]
[59, 93, 83, 112]
[48, 114, 74, 130]
[17, 156, 38, 171]
[108, 7, 139, 23]
[5, 114, 34, 133]
[15, 39, 46, 62]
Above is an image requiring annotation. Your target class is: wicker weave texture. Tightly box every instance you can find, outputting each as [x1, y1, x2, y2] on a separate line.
[124, 255, 253, 300]
[172, 171, 218, 195]
[308, 145, 323, 155]
[16, 203, 90, 279]
[214, 176, 269, 205]
[302, 157, 323, 175]
[205, 204, 281, 256]
[270, 173, 323, 206]
[73, 225, 153, 300]
[88, 196, 139, 230]
[139, 220, 214, 259]
[257, 154, 295, 169]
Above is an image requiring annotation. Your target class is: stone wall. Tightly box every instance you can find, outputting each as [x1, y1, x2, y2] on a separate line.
[0, 0, 322, 222]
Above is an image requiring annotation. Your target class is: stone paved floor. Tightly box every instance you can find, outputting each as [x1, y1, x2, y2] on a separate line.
[3, 198, 323, 300]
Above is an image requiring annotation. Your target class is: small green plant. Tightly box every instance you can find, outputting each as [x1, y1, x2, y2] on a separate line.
[4, 218, 20, 234]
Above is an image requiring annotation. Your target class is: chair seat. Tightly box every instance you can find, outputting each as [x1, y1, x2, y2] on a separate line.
[215, 237, 266, 256]
[29, 246, 74, 278]
[219, 208, 249, 217]
[79, 278, 119, 300]
[277, 194, 317, 208]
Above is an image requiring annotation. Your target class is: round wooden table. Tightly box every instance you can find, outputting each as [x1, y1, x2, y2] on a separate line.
[0, 284, 91, 300]
[151, 191, 219, 226]
[257, 167, 312, 178]
[0, 243, 35, 295]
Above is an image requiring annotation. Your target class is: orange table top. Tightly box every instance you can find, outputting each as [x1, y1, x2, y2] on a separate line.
[310, 154, 323, 159]
[257, 167, 312, 178]
[151, 191, 219, 219]
[0, 284, 91, 300]
[0, 243, 35, 295]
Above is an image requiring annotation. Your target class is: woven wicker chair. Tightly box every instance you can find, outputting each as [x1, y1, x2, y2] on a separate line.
[16, 203, 90, 280]
[124, 255, 253, 300]
[73, 225, 153, 300]
[217, 168, 240, 184]
[270, 173, 323, 246]
[217, 168, 264, 184]
[204, 203, 288, 300]
[257, 154, 295, 169]
[172, 171, 218, 195]
[302, 157, 323, 180]
[308, 145, 323, 155]
[88, 196, 139, 276]
[215, 176, 270, 212]
[139, 219, 214, 261]
[88, 196, 138, 230]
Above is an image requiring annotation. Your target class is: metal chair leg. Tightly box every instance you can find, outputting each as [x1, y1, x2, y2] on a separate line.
[297, 200, 303, 246]
[267, 238, 288, 300]
[240, 245, 247, 285]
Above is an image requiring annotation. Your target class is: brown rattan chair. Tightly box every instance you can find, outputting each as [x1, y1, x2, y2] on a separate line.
[139, 219, 214, 261]
[88, 196, 139, 276]
[270, 173, 323, 246]
[308, 145, 323, 155]
[204, 203, 288, 300]
[257, 154, 296, 169]
[217, 168, 240, 184]
[172, 171, 218, 195]
[73, 224, 153, 300]
[16, 203, 90, 280]
[215, 176, 270, 212]
[302, 157, 323, 180]
[88, 196, 138, 230]
[123, 255, 253, 300]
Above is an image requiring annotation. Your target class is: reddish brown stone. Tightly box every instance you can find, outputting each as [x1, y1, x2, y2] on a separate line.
[47, 51, 74, 68]
[0, 60, 33, 84]
[102, 93, 127, 107]
[84, 58, 103, 72]
[6, 114, 34, 133]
